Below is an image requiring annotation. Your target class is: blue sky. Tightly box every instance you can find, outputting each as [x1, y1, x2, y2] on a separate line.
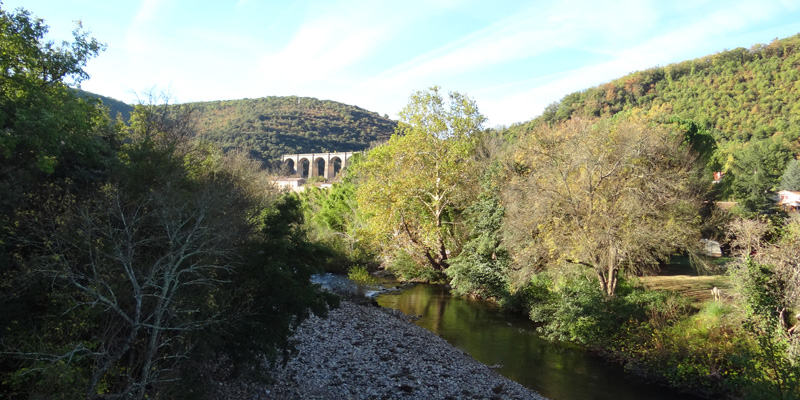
[7, 0, 800, 126]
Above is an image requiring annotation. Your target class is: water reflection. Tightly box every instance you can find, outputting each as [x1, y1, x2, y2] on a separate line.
[377, 284, 702, 400]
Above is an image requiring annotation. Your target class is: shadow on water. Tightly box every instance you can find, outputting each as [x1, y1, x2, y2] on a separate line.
[377, 284, 704, 400]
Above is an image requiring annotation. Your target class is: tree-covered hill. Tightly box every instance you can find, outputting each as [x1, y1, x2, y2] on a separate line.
[82, 92, 397, 169]
[188, 96, 397, 168]
[76, 90, 134, 121]
[511, 34, 800, 166]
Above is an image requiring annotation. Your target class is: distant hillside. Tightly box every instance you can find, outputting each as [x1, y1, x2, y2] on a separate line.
[188, 96, 396, 168]
[79, 92, 397, 168]
[76, 90, 134, 121]
[512, 34, 800, 160]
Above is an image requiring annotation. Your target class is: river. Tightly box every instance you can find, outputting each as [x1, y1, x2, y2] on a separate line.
[376, 283, 704, 400]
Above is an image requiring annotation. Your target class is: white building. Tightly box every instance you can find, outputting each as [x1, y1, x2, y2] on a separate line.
[272, 177, 306, 192]
[776, 190, 800, 211]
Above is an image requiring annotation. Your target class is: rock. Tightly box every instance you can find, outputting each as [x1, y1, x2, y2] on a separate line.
[209, 300, 547, 399]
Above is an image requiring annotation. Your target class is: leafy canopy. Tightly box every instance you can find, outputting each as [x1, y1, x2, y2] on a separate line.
[355, 86, 485, 273]
[505, 115, 709, 296]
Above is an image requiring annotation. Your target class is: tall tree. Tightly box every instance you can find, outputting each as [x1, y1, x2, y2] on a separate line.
[354, 86, 485, 272]
[730, 139, 792, 212]
[780, 159, 800, 191]
[505, 116, 709, 296]
[0, 6, 106, 205]
[446, 131, 511, 299]
[4, 101, 335, 399]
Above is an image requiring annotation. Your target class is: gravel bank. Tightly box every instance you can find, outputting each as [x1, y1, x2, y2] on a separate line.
[217, 300, 547, 399]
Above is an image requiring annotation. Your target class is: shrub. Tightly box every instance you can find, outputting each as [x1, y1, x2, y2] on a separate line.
[387, 250, 443, 282]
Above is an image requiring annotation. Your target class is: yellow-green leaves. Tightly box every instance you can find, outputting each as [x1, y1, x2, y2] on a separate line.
[505, 116, 709, 296]
[355, 87, 485, 272]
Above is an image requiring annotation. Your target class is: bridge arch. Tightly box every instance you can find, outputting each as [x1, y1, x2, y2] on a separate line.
[283, 159, 296, 176]
[299, 158, 310, 178]
[329, 156, 343, 178]
[313, 157, 326, 177]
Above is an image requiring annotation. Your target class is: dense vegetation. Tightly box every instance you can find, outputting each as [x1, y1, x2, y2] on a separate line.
[82, 91, 398, 170]
[300, 80, 800, 398]
[5, 4, 800, 399]
[77, 90, 133, 121]
[190, 97, 396, 168]
[508, 34, 800, 209]
[0, 8, 336, 399]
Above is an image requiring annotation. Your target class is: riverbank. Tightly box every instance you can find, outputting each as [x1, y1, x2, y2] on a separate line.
[213, 300, 546, 399]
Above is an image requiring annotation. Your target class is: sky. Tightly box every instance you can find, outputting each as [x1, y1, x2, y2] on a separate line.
[7, 0, 800, 127]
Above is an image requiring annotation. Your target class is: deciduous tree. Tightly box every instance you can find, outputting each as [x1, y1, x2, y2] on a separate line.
[355, 87, 485, 272]
[505, 116, 709, 296]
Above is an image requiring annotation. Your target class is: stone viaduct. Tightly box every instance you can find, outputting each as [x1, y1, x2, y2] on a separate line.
[281, 151, 361, 180]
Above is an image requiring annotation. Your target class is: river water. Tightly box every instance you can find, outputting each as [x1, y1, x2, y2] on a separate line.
[376, 283, 704, 400]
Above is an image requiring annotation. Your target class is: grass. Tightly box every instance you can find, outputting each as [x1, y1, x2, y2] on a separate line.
[639, 275, 731, 307]
[634, 255, 733, 307]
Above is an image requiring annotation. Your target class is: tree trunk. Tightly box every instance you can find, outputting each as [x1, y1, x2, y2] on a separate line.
[606, 265, 618, 296]
[597, 269, 608, 295]
[597, 265, 619, 296]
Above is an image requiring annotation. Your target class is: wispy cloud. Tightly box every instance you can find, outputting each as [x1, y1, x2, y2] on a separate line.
[253, 0, 471, 89]
[354, 1, 659, 100]
[475, 0, 800, 125]
[350, 0, 800, 125]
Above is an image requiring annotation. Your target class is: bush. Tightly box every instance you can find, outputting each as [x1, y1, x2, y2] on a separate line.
[628, 300, 748, 397]
[520, 269, 749, 397]
[387, 250, 443, 282]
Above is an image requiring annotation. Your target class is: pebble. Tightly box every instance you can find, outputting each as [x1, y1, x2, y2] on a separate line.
[212, 300, 548, 399]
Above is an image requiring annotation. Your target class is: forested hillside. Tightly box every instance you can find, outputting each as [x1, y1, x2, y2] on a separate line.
[189, 97, 396, 168]
[77, 90, 134, 121]
[535, 34, 800, 138]
[513, 34, 800, 173]
[84, 93, 397, 169]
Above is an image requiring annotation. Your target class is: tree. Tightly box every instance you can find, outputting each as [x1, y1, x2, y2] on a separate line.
[730, 139, 792, 212]
[505, 116, 709, 296]
[0, 6, 107, 218]
[727, 216, 800, 398]
[2, 101, 335, 399]
[354, 86, 485, 273]
[780, 159, 800, 191]
[446, 131, 511, 299]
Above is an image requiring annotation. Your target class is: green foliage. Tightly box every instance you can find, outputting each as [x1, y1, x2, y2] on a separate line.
[77, 89, 133, 121]
[347, 265, 376, 296]
[0, 5, 112, 225]
[524, 269, 690, 346]
[297, 174, 378, 272]
[188, 96, 396, 169]
[525, 34, 800, 200]
[446, 160, 510, 299]
[630, 301, 748, 397]
[386, 249, 443, 282]
[729, 257, 800, 399]
[505, 116, 709, 296]
[780, 159, 800, 191]
[519, 269, 752, 397]
[81, 92, 396, 171]
[729, 139, 793, 212]
[203, 193, 339, 382]
[355, 86, 485, 274]
[0, 9, 341, 396]
[347, 265, 375, 285]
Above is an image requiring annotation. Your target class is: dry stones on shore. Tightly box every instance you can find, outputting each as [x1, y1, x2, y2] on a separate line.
[258, 300, 546, 399]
